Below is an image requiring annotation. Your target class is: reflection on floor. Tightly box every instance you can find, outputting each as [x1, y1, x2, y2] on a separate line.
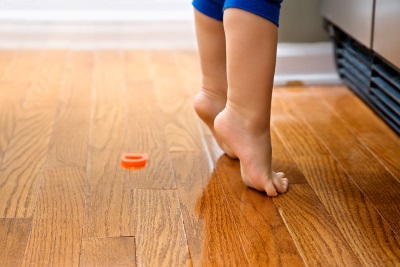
[0, 50, 399, 266]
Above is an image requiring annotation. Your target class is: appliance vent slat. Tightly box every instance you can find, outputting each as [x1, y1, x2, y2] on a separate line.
[332, 25, 400, 135]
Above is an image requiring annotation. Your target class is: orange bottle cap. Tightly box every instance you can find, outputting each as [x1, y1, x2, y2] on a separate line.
[121, 153, 147, 168]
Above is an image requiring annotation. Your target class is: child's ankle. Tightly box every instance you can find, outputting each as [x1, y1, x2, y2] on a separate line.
[200, 86, 227, 101]
[224, 102, 271, 134]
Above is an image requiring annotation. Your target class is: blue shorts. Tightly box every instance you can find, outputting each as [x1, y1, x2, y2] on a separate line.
[192, 0, 283, 27]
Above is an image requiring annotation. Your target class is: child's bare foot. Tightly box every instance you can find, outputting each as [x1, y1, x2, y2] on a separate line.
[214, 104, 288, 196]
[194, 88, 237, 158]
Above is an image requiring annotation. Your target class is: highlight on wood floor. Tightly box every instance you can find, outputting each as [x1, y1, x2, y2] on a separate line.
[0, 50, 399, 266]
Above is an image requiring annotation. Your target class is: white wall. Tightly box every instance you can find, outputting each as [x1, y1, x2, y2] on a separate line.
[0, 0, 188, 10]
[0, 0, 340, 85]
[0, 0, 193, 21]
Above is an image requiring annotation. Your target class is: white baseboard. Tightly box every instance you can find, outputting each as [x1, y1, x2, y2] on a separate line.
[0, 21, 197, 50]
[273, 73, 341, 85]
[0, 20, 341, 85]
[0, 10, 194, 22]
[275, 42, 341, 85]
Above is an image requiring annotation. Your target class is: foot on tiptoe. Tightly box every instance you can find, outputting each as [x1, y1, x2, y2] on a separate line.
[214, 105, 288, 196]
[194, 88, 237, 158]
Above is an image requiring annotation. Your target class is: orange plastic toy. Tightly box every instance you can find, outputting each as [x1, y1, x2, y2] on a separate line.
[121, 153, 147, 168]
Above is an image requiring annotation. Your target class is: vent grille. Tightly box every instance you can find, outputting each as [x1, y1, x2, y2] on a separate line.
[331, 26, 400, 134]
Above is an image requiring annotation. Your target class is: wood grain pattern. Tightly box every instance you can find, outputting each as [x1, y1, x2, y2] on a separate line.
[150, 52, 204, 152]
[273, 184, 362, 266]
[0, 50, 67, 218]
[315, 86, 400, 179]
[0, 51, 43, 164]
[0, 218, 31, 267]
[124, 50, 152, 82]
[283, 87, 400, 234]
[0, 82, 30, 164]
[80, 237, 136, 267]
[0, 51, 15, 79]
[271, 128, 308, 184]
[215, 155, 305, 266]
[124, 51, 176, 189]
[172, 152, 248, 266]
[84, 50, 134, 238]
[132, 189, 190, 266]
[296, 156, 400, 265]
[124, 82, 176, 189]
[0, 50, 399, 265]
[174, 51, 202, 99]
[45, 51, 93, 168]
[21, 51, 93, 266]
[22, 167, 85, 266]
[272, 93, 400, 266]
[271, 92, 329, 157]
[0, 51, 43, 83]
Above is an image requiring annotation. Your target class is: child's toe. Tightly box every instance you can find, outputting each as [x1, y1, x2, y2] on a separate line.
[273, 175, 289, 194]
[265, 180, 278, 197]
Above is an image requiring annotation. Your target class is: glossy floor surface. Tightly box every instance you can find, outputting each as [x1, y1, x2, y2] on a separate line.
[0, 50, 399, 266]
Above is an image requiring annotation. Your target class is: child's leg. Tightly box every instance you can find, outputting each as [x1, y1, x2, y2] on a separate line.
[193, 9, 236, 157]
[215, 8, 288, 196]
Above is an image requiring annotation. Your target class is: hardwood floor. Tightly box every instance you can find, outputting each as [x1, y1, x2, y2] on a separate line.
[0, 50, 399, 266]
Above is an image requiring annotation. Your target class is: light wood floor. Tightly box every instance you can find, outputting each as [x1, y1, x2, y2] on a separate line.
[0, 50, 399, 266]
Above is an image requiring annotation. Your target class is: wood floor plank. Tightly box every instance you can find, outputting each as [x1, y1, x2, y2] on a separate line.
[22, 167, 85, 267]
[45, 51, 93, 168]
[272, 93, 400, 266]
[84, 50, 134, 238]
[173, 51, 201, 99]
[315, 86, 400, 179]
[0, 51, 43, 164]
[0, 51, 15, 79]
[203, 134, 225, 165]
[274, 184, 362, 266]
[132, 189, 190, 266]
[271, 128, 308, 184]
[215, 155, 305, 266]
[271, 93, 330, 157]
[80, 237, 136, 267]
[0, 50, 67, 218]
[0, 82, 30, 164]
[123, 51, 176, 189]
[0, 51, 43, 83]
[83, 168, 134, 238]
[0, 218, 32, 267]
[124, 81, 176, 189]
[150, 51, 204, 152]
[296, 155, 400, 265]
[172, 152, 248, 266]
[1, 50, 399, 265]
[21, 51, 93, 266]
[181, 52, 211, 140]
[125, 50, 152, 82]
[283, 87, 400, 234]
[173, 51, 213, 155]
